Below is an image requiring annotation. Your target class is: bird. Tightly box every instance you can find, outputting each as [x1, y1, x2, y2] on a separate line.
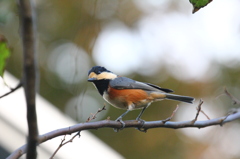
[88, 66, 194, 127]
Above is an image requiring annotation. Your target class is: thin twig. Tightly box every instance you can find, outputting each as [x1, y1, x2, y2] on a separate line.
[50, 106, 106, 158]
[163, 105, 179, 123]
[220, 89, 240, 125]
[220, 108, 239, 126]
[50, 132, 81, 159]
[224, 88, 240, 105]
[138, 105, 180, 132]
[192, 99, 204, 123]
[0, 81, 22, 99]
[200, 109, 210, 120]
[86, 105, 106, 122]
[50, 135, 67, 159]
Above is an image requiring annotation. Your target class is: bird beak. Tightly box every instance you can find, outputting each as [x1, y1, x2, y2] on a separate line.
[88, 78, 97, 82]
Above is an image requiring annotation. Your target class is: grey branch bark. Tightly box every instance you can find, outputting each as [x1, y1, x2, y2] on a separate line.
[7, 110, 240, 159]
[18, 0, 39, 159]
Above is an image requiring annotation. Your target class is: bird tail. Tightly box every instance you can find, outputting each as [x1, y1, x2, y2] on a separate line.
[165, 94, 194, 104]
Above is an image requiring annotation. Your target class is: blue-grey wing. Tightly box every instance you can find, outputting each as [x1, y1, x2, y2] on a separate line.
[109, 77, 173, 93]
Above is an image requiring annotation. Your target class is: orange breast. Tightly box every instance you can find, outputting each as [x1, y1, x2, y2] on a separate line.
[108, 87, 149, 105]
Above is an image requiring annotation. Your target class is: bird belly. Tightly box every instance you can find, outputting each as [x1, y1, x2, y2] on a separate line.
[103, 88, 152, 110]
[103, 92, 129, 109]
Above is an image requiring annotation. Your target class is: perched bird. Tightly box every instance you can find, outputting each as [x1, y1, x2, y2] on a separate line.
[88, 66, 194, 125]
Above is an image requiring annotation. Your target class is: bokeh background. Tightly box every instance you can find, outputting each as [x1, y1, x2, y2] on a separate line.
[1, 0, 240, 158]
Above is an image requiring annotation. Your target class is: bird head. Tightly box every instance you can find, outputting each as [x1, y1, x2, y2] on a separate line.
[88, 66, 117, 82]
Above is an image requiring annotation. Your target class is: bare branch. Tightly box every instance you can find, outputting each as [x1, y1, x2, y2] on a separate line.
[192, 99, 204, 123]
[18, 0, 38, 158]
[7, 107, 240, 159]
[50, 135, 67, 159]
[50, 132, 81, 159]
[50, 105, 106, 158]
[163, 105, 179, 123]
[0, 81, 22, 99]
[224, 88, 240, 105]
[86, 105, 106, 122]
[200, 109, 210, 120]
[7, 91, 240, 159]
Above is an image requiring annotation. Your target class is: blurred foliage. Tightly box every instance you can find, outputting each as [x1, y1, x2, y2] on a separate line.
[189, 0, 213, 13]
[1, 0, 240, 158]
[0, 35, 10, 77]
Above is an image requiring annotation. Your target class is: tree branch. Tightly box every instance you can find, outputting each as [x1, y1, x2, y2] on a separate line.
[18, 0, 38, 159]
[0, 81, 22, 99]
[7, 108, 240, 159]
[86, 105, 106, 122]
[49, 132, 81, 159]
[224, 88, 240, 105]
[50, 105, 106, 158]
[192, 99, 204, 123]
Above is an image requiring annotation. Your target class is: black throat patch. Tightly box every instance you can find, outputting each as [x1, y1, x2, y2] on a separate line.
[92, 79, 110, 96]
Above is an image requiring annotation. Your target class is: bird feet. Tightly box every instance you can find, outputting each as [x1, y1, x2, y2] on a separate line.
[114, 117, 147, 132]
[113, 117, 126, 132]
[135, 118, 147, 132]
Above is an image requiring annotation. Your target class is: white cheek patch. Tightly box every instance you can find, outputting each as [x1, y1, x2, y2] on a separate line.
[88, 72, 97, 79]
[97, 72, 117, 80]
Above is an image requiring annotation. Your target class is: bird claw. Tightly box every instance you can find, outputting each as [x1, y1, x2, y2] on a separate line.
[135, 118, 147, 132]
[113, 117, 125, 132]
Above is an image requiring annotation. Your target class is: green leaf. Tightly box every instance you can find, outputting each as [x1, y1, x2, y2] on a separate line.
[0, 35, 11, 77]
[189, 0, 213, 13]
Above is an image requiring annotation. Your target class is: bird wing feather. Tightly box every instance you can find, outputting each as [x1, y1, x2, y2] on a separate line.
[110, 77, 173, 93]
